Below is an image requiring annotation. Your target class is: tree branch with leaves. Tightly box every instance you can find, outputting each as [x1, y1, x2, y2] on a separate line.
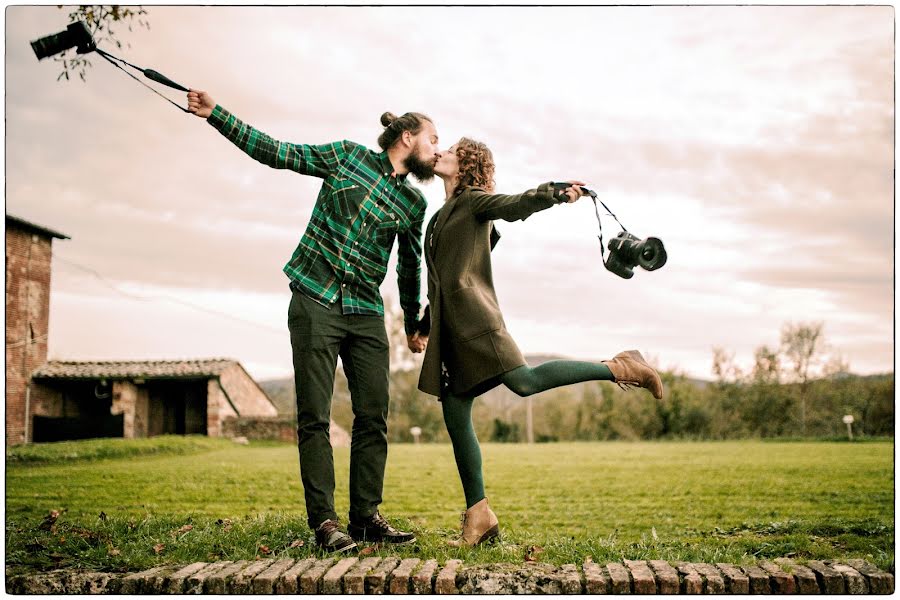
[54, 5, 150, 82]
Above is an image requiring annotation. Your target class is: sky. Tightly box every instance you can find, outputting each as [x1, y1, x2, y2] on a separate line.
[5, 5, 894, 382]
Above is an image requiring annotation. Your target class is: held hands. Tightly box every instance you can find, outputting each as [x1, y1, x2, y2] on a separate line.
[407, 333, 428, 354]
[187, 89, 215, 119]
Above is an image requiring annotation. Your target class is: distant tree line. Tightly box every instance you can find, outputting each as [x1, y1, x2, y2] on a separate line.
[262, 317, 893, 443]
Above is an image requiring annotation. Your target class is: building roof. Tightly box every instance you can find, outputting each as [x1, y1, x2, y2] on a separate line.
[6, 214, 70, 240]
[32, 359, 238, 380]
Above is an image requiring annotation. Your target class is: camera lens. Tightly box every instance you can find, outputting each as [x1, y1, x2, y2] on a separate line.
[30, 32, 72, 60]
[30, 21, 94, 61]
[637, 237, 667, 271]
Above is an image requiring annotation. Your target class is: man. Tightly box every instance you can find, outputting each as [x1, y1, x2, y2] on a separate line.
[188, 90, 437, 553]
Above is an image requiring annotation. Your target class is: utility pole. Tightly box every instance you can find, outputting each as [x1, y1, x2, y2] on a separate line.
[526, 396, 534, 443]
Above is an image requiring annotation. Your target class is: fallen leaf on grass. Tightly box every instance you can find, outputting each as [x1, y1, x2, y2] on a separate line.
[107, 547, 121, 557]
[289, 540, 304, 549]
[172, 524, 193, 537]
[359, 545, 376, 556]
[524, 545, 544, 562]
[215, 518, 233, 532]
[152, 543, 165, 555]
[258, 545, 271, 555]
[72, 527, 103, 543]
[39, 510, 60, 531]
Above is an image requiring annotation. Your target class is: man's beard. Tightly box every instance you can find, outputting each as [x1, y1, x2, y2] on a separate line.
[404, 145, 436, 182]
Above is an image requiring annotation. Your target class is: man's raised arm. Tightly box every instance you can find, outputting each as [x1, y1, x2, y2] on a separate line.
[187, 89, 351, 179]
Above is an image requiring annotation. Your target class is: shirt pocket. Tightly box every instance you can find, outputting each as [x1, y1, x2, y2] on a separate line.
[375, 218, 400, 247]
[327, 176, 364, 216]
[373, 199, 411, 241]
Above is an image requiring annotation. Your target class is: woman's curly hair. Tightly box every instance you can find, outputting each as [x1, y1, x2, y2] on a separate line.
[453, 137, 496, 195]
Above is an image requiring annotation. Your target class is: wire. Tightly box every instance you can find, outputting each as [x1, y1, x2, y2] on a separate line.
[6, 333, 49, 349]
[53, 256, 285, 335]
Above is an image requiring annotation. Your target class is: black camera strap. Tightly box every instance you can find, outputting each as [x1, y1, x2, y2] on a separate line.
[590, 194, 629, 265]
[552, 182, 631, 264]
[94, 48, 190, 113]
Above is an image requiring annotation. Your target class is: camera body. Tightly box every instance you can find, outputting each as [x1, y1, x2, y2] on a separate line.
[31, 21, 95, 60]
[605, 231, 668, 279]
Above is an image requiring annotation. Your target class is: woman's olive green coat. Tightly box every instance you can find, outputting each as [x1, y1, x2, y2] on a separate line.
[417, 183, 560, 397]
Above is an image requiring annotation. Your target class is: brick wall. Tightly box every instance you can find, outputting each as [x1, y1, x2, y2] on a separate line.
[29, 382, 63, 417]
[110, 381, 137, 439]
[207, 365, 276, 438]
[207, 379, 238, 438]
[221, 416, 350, 447]
[5, 227, 55, 446]
[219, 364, 278, 417]
[221, 416, 298, 443]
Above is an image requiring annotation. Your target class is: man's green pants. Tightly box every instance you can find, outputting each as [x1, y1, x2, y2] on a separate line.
[288, 289, 390, 530]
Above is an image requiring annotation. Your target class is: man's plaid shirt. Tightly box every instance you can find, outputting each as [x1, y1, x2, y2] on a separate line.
[208, 105, 426, 334]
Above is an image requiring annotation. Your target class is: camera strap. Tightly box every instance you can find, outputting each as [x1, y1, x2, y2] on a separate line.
[551, 182, 631, 264]
[590, 194, 629, 265]
[94, 48, 190, 113]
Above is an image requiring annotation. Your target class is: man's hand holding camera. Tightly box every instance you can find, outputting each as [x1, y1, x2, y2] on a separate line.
[187, 89, 215, 119]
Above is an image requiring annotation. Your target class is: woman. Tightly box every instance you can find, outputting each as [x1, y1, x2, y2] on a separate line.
[417, 138, 664, 547]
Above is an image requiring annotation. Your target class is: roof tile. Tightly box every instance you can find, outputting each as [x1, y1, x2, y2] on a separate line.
[32, 359, 237, 380]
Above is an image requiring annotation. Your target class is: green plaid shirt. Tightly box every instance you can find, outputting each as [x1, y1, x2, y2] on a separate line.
[208, 105, 425, 333]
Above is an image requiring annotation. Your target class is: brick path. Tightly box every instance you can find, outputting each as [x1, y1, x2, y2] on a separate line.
[6, 557, 894, 594]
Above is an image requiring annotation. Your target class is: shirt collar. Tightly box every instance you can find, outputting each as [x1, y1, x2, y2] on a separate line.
[378, 151, 408, 183]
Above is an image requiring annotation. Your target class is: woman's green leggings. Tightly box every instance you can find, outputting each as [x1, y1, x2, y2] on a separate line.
[442, 360, 614, 508]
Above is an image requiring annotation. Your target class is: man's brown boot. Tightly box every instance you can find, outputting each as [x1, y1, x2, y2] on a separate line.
[448, 498, 500, 547]
[603, 350, 664, 399]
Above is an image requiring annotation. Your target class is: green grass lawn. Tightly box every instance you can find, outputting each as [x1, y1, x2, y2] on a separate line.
[5, 436, 894, 573]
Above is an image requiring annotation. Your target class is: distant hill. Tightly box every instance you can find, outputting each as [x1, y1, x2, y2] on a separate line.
[259, 369, 351, 417]
[259, 378, 295, 415]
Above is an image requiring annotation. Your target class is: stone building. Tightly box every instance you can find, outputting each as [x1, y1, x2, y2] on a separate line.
[5, 214, 69, 446]
[29, 359, 278, 442]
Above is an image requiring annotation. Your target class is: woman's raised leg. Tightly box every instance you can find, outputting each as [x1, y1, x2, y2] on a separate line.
[501, 350, 663, 399]
[500, 361, 614, 397]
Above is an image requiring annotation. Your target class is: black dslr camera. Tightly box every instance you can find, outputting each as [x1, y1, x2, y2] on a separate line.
[550, 182, 667, 280]
[604, 231, 667, 279]
[30, 21, 95, 60]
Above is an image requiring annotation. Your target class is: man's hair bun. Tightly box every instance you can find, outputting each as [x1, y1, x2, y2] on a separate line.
[376, 111, 433, 151]
[380, 112, 398, 127]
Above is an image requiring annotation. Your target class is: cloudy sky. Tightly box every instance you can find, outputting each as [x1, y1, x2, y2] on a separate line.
[6, 5, 894, 382]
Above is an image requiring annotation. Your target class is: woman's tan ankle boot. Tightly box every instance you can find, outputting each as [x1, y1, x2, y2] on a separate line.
[603, 350, 664, 399]
[448, 498, 500, 547]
